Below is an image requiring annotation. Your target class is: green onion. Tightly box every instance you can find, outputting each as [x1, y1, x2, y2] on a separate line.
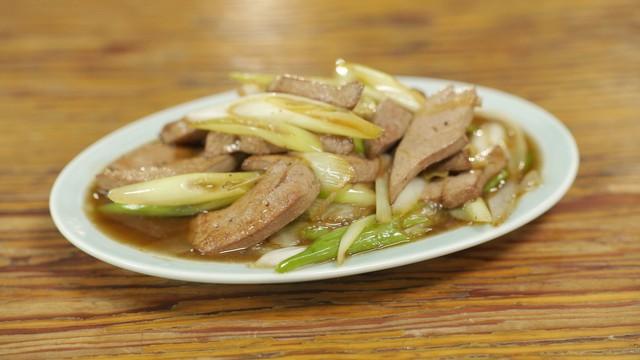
[483, 169, 509, 193]
[334, 184, 376, 207]
[337, 215, 376, 264]
[401, 212, 433, 229]
[190, 116, 322, 152]
[296, 152, 355, 193]
[450, 198, 493, 223]
[230, 93, 382, 139]
[375, 174, 392, 223]
[392, 177, 427, 216]
[276, 221, 409, 273]
[301, 224, 334, 241]
[353, 138, 365, 155]
[107, 172, 260, 206]
[335, 59, 424, 112]
[523, 151, 534, 173]
[98, 196, 240, 217]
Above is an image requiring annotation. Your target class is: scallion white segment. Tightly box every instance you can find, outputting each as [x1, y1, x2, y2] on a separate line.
[335, 59, 424, 112]
[392, 177, 427, 215]
[337, 215, 376, 264]
[450, 198, 493, 223]
[108, 172, 260, 206]
[334, 184, 376, 207]
[190, 116, 323, 152]
[297, 152, 355, 192]
[230, 93, 382, 139]
[254, 246, 307, 268]
[487, 181, 517, 224]
[375, 174, 392, 223]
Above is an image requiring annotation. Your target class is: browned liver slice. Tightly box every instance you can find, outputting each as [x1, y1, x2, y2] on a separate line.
[204, 131, 238, 156]
[96, 155, 237, 191]
[268, 75, 364, 109]
[389, 87, 479, 201]
[160, 119, 208, 145]
[427, 150, 472, 174]
[320, 135, 354, 155]
[365, 99, 413, 158]
[421, 146, 507, 208]
[106, 141, 199, 171]
[189, 161, 319, 254]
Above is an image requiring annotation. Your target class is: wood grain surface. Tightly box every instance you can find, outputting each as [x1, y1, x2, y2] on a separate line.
[1, 0, 639, 358]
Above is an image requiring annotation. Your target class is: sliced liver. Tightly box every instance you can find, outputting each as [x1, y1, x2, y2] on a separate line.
[342, 155, 380, 183]
[428, 150, 472, 173]
[389, 87, 479, 201]
[160, 119, 208, 145]
[204, 132, 286, 155]
[96, 155, 237, 191]
[189, 161, 319, 254]
[237, 135, 286, 155]
[320, 135, 354, 155]
[204, 131, 238, 156]
[365, 99, 413, 158]
[106, 141, 198, 171]
[268, 75, 364, 109]
[421, 146, 507, 208]
[422, 177, 445, 204]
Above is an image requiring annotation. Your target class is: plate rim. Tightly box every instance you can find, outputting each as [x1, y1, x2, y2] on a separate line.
[50, 76, 580, 284]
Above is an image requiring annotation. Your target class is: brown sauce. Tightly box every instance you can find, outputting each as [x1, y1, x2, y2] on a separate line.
[87, 115, 541, 264]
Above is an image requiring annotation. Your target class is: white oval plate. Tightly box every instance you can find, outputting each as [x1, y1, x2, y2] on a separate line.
[50, 77, 579, 284]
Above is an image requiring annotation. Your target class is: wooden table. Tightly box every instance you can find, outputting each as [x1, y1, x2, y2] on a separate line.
[2, 0, 639, 358]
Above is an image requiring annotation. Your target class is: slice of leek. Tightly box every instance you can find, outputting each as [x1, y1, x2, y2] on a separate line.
[296, 152, 355, 192]
[337, 214, 376, 264]
[190, 116, 323, 152]
[230, 93, 382, 139]
[375, 173, 392, 223]
[450, 198, 493, 223]
[353, 138, 365, 155]
[334, 184, 376, 207]
[108, 172, 260, 206]
[392, 177, 427, 216]
[99, 195, 241, 217]
[483, 169, 509, 193]
[335, 59, 424, 112]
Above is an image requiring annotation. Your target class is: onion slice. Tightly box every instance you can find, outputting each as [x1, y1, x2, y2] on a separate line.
[296, 152, 355, 193]
[335, 59, 424, 112]
[254, 246, 307, 268]
[334, 184, 376, 207]
[230, 93, 382, 139]
[519, 170, 541, 193]
[99, 195, 241, 217]
[487, 180, 517, 224]
[337, 215, 376, 264]
[375, 173, 392, 223]
[450, 198, 493, 223]
[392, 177, 427, 216]
[107, 172, 260, 206]
[191, 116, 322, 152]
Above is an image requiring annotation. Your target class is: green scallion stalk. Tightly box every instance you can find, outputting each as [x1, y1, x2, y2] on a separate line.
[483, 169, 509, 193]
[276, 221, 409, 273]
[98, 196, 239, 217]
[353, 138, 365, 155]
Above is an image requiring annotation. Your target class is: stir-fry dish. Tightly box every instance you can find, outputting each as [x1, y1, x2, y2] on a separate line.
[89, 60, 540, 272]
